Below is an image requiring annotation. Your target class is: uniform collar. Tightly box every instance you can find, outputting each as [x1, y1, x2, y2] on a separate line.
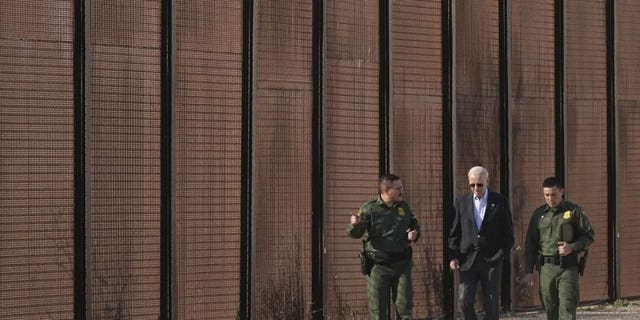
[545, 200, 566, 213]
[376, 195, 399, 208]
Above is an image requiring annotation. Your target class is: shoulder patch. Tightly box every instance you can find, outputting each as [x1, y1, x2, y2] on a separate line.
[357, 208, 363, 216]
[563, 210, 571, 220]
[398, 207, 405, 216]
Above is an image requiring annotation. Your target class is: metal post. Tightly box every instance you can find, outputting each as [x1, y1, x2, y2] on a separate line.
[379, 0, 390, 176]
[160, 0, 176, 318]
[73, 0, 89, 317]
[498, 0, 512, 313]
[312, 0, 325, 318]
[554, 0, 566, 182]
[240, 0, 255, 318]
[606, 0, 620, 303]
[442, 0, 455, 318]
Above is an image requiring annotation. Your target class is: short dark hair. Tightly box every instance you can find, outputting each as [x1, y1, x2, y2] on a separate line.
[542, 176, 564, 189]
[380, 174, 401, 186]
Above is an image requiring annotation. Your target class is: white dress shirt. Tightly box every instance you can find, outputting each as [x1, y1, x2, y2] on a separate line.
[473, 191, 488, 230]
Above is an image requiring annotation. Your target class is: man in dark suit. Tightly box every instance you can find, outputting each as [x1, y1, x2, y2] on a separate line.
[448, 166, 514, 320]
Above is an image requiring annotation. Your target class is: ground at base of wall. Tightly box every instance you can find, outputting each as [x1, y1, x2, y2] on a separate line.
[499, 300, 640, 320]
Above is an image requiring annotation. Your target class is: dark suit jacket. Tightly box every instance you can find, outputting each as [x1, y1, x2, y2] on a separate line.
[448, 190, 514, 271]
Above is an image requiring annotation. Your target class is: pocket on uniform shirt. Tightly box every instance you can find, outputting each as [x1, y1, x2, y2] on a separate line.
[538, 217, 552, 238]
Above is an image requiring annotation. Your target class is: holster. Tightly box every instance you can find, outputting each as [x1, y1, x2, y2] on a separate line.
[535, 254, 542, 271]
[359, 240, 373, 276]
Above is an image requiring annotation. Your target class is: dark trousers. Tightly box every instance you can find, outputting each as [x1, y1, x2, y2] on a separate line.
[459, 259, 502, 320]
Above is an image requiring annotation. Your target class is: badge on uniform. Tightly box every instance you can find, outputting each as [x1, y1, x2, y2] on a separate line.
[398, 207, 405, 216]
[563, 210, 571, 220]
[357, 208, 363, 216]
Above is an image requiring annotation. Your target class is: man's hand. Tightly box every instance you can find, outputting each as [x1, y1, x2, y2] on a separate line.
[407, 228, 418, 242]
[350, 214, 360, 225]
[522, 272, 538, 287]
[449, 259, 460, 270]
[558, 241, 574, 256]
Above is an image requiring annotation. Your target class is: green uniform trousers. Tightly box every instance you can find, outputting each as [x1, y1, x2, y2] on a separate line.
[367, 260, 413, 320]
[539, 264, 579, 320]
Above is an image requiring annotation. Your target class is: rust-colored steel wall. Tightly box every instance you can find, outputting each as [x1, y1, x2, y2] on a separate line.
[391, 0, 444, 317]
[509, 0, 556, 308]
[88, 1, 161, 318]
[3, 1, 640, 318]
[175, 1, 242, 319]
[454, 0, 501, 194]
[324, 0, 379, 318]
[253, 0, 313, 318]
[616, 0, 640, 299]
[0, 1, 74, 319]
[565, 0, 608, 302]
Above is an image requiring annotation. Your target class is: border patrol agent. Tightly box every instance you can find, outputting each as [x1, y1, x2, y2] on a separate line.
[524, 177, 594, 320]
[347, 174, 420, 320]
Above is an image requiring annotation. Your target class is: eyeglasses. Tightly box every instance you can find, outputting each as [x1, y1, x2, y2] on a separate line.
[469, 183, 484, 188]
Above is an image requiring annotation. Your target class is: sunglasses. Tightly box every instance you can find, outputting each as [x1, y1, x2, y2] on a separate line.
[469, 183, 484, 188]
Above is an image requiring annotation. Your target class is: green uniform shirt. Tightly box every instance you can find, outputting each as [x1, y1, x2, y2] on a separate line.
[524, 200, 594, 274]
[347, 195, 420, 254]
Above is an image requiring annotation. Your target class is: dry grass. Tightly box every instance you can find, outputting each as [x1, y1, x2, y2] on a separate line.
[499, 299, 640, 320]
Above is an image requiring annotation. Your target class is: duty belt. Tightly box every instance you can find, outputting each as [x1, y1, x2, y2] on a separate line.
[371, 247, 413, 266]
[542, 255, 560, 265]
[541, 254, 578, 268]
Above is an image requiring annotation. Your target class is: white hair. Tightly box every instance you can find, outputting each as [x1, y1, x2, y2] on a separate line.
[468, 166, 489, 179]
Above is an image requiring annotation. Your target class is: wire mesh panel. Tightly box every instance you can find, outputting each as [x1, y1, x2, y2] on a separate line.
[453, 2, 503, 314]
[565, 0, 608, 302]
[325, 0, 379, 318]
[509, 0, 555, 309]
[175, 1, 242, 319]
[0, 1, 74, 319]
[88, 1, 161, 318]
[391, 0, 444, 317]
[252, 0, 313, 318]
[454, 0, 501, 195]
[616, 0, 640, 299]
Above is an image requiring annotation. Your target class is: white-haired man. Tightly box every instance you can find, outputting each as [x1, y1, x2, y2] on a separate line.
[448, 166, 514, 320]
